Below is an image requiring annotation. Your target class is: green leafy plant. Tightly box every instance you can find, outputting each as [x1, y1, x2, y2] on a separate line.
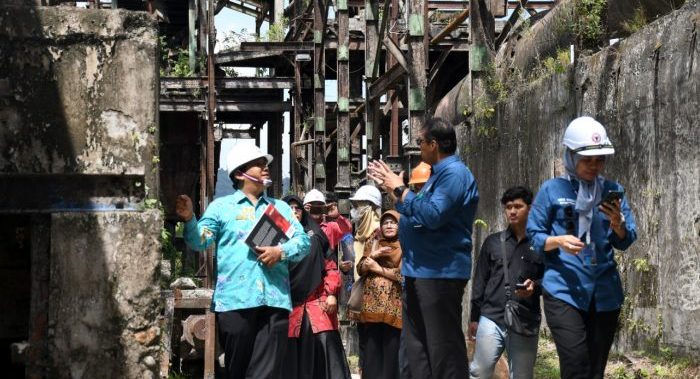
[573, 0, 608, 49]
[266, 17, 289, 42]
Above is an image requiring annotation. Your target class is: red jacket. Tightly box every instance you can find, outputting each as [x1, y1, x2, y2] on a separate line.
[288, 258, 342, 337]
[322, 215, 353, 250]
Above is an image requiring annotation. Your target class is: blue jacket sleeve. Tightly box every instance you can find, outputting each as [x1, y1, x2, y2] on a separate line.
[609, 186, 637, 250]
[398, 170, 472, 230]
[183, 204, 219, 252]
[527, 182, 553, 254]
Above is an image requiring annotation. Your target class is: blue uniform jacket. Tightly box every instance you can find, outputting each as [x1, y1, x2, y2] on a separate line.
[396, 155, 480, 279]
[527, 177, 637, 311]
[183, 191, 310, 312]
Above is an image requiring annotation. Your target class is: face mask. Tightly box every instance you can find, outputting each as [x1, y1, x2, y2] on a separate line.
[350, 205, 371, 222]
[240, 172, 273, 187]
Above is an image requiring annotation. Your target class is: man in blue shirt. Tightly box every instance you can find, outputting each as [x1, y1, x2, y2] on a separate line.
[369, 118, 479, 379]
[175, 144, 310, 379]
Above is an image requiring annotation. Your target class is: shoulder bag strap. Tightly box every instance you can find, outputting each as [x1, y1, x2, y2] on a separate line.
[500, 231, 512, 300]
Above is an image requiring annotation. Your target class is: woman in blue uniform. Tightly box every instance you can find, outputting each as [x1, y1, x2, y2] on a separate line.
[527, 117, 638, 379]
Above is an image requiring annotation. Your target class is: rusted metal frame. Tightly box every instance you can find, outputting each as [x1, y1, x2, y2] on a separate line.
[405, 0, 428, 165]
[161, 77, 298, 90]
[430, 7, 470, 44]
[292, 61, 305, 193]
[495, 0, 526, 47]
[267, 114, 284, 197]
[370, 0, 392, 80]
[364, 0, 382, 161]
[387, 0, 400, 157]
[293, 0, 315, 40]
[159, 100, 292, 112]
[335, 0, 352, 199]
[428, 47, 452, 84]
[313, 0, 330, 190]
[239, 40, 365, 51]
[224, 2, 266, 19]
[204, 1, 217, 377]
[27, 215, 50, 379]
[382, 37, 410, 72]
[189, 0, 197, 72]
[368, 63, 406, 101]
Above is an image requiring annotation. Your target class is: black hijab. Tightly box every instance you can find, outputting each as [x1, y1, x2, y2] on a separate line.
[283, 195, 329, 306]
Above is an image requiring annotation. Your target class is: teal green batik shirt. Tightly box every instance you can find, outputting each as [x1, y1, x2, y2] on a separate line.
[183, 190, 310, 312]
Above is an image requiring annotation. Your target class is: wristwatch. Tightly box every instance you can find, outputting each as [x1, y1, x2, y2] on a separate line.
[393, 185, 407, 198]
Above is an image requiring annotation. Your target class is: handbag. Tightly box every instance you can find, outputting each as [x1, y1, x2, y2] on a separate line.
[500, 232, 541, 336]
[347, 277, 364, 313]
[347, 240, 377, 313]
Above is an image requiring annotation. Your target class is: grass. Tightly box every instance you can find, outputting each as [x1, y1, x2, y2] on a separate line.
[534, 335, 561, 379]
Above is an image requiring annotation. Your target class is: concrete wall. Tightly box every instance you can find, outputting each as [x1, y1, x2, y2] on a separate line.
[460, 1, 700, 357]
[0, 6, 158, 211]
[0, 6, 162, 377]
[50, 211, 162, 378]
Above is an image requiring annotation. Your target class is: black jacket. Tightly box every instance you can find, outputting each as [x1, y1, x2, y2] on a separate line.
[469, 228, 544, 327]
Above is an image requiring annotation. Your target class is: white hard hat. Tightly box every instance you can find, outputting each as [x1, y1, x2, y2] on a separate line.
[563, 117, 615, 156]
[303, 189, 326, 205]
[349, 185, 382, 207]
[225, 144, 273, 176]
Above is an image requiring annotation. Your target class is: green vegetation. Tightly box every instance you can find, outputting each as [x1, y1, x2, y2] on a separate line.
[622, 7, 648, 34]
[572, 0, 608, 49]
[533, 335, 560, 379]
[633, 258, 651, 273]
[266, 17, 289, 42]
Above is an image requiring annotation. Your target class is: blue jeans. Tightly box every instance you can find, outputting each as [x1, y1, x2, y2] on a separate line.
[469, 316, 538, 379]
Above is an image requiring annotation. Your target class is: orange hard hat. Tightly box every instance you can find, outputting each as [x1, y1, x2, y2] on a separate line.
[408, 162, 431, 184]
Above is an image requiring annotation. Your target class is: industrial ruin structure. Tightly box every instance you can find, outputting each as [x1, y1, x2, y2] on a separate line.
[1, 0, 698, 378]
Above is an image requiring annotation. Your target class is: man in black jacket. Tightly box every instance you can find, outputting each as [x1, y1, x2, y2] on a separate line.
[469, 186, 544, 379]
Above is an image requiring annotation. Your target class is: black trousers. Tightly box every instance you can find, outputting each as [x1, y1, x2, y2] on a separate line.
[363, 322, 401, 379]
[543, 292, 621, 379]
[284, 310, 351, 379]
[216, 306, 289, 379]
[403, 277, 469, 379]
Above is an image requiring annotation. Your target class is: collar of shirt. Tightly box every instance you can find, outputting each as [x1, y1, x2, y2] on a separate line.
[431, 154, 459, 176]
[230, 189, 272, 207]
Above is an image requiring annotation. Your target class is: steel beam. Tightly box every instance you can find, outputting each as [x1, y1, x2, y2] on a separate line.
[368, 63, 406, 101]
[161, 77, 301, 90]
[335, 0, 351, 200]
[159, 99, 292, 112]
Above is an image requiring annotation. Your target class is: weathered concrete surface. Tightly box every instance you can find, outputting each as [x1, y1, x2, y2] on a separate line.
[50, 211, 162, 379]
[461, 1, 700, 357]
[0, 7, 158, 178]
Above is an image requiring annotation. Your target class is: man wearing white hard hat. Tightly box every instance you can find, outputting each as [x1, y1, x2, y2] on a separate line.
[175, 144, 310, 379]
[527, 117, 637, 379]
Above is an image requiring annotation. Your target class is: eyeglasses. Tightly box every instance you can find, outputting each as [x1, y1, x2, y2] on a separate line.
[415, 137, 432, 146]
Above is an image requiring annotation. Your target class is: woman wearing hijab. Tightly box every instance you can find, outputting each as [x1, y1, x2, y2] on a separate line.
[527, 117, 638, 379]
[282, 195, 352, 379]
[355, 210, 403, 379]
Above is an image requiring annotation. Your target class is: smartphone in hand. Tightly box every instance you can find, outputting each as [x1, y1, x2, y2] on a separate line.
[598, 190, 624, 206]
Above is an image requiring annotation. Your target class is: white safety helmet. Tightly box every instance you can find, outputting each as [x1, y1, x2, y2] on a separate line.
[303, 189, 326, 205]
[563, 117, 615, 156]
[349, 185, 382, 208]
[225, 144, 273, 176]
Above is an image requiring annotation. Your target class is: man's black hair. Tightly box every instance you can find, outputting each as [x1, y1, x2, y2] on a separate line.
[325, 192, 338, 203]
[500, 186, 534, 205]
[229, 171, 242, 190]
[421, 117, 457, 155]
